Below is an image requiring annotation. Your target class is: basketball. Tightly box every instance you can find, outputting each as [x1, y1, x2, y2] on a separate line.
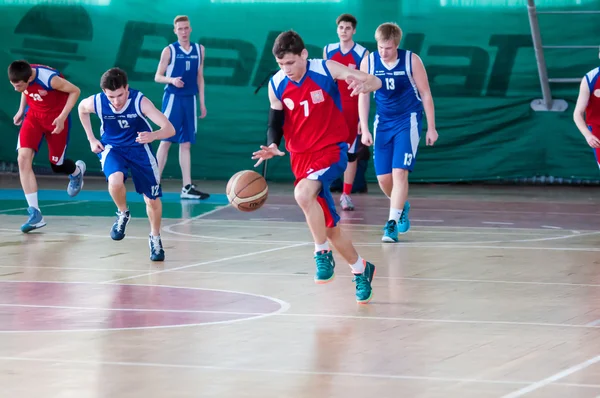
[226, 170, 268, 212]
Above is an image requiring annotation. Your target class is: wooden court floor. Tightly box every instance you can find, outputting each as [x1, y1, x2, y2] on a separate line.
[0, 175, 600, 397]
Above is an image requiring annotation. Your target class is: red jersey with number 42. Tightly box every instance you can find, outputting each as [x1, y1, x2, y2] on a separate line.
[324, 42, 367, 104]
[24, 64, 68, 116]
[270, 59, 349, 153]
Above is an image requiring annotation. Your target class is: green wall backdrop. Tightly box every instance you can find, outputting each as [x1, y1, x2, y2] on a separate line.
[1, 0, 599, 183]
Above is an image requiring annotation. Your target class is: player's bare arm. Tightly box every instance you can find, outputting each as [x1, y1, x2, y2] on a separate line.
[50, 75, 81, 134]
[252, 83, 285, 167]
[136, 97, 176, 144]
[411, 53, 438, 146]
[197, 45, 207, 118]
[155, 47, 184, 88]
[574, 77, 600, 148]
[77, 95, 104, 153]
[13, 93, 27, 126]
[326, 59, 382, 96]
[357, 56, 373, 146]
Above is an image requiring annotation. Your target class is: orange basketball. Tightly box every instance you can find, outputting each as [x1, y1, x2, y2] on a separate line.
[226, 170, 268, 212]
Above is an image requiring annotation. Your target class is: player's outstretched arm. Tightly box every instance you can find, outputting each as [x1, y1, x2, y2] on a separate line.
[326, 59, 382, 96]
[136, 97, 175, 144]
[252, 83, 285, 167]
[77, 95, 104, 153]
[50, 76, 81, 134]
[357, 56, 373, 146]
[574, 77, 600, 148]
[411, 53, 438, 146]
[197, 45, 207, 118]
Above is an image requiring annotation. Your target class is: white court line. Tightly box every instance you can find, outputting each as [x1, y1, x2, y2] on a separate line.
[542, 225, 563, 230]
[100, 243, 308, 284]
[4, 265, 600, 288]
[482, 221, 514, 225]
[501, 354, 600, 397]
[586, 319, 600, 327]
[0, 356, 599, 390]
[2, 227, 600, 251]
[0, 200, 91, 214]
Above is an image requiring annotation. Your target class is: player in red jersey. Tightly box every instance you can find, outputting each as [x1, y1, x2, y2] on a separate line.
[323, 13, 369, 211]
[251, 30, 382, 304]
[8, 60, 85, 233]
[574, 66, 600, 164]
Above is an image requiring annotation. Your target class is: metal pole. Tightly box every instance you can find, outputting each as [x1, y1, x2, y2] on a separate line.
[527, 0, 553, 110]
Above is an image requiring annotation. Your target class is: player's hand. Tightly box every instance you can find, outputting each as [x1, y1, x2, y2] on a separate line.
[136, 131, 155, 144]
[252, 143, 285, 167]
[346, 76, 368, 96]
[426, 128, 439, 146]
[89, 138, 104, 154]
[13, 111, 24, 126]
[51, 116, 66, 134]
[170, 77, 184, 88]
[199, 104, 207, 119]
[361, 130, 373, 147]
[585, 133, 600, 148]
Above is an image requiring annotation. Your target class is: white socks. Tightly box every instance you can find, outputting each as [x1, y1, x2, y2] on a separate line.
[350, 256, 366, 274]
[389, 207, 402, 223]
[315, 241, 330, 253]
[25, 193, 39, 210]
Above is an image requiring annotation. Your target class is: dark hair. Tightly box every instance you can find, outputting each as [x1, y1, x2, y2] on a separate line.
[272, 30, 305, 59]
[8, 60, 32, 83]
[336, 13, 357, 28]
[100, 67, 128, 91]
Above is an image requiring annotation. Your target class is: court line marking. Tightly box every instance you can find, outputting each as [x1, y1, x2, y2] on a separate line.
[0, 356, 599, 389]
[2, 227, 600, 251]
[100, 242, 308, 284]
[586, 319, 600, 327]
[227, 202, 600, 217]
[501, 354, 600, 397]
[0, 282, 291, 332]
[2, 265, 600, 288]
[1, 281, 599, 331]
[0, 200, 91, 214]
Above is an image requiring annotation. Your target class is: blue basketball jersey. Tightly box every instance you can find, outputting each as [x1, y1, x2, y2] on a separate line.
[368, 49, 423, 122]
[164, 41, 202, 96]
[94, 88, 152, 147]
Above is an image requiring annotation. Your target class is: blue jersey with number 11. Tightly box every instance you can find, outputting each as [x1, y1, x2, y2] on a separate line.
[94, 88, 152, 147]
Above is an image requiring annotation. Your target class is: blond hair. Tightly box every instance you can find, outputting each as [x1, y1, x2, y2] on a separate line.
[173, 15, 189, 26]
[375, 22, 402, 47]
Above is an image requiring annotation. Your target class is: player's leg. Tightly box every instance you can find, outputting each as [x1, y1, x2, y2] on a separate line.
[390, 112, 422, 236]
[308, 144, 375, 303]
[156, 92, 179, 179]
[44, 116, 86, 197]
[340, 111, 360, 211]
[16, 116, 46, 232]
[373, 124, 400, 242]
[99, 145, 131, 240]
[180, 94, 209, 200]
[129, 144, 165, 261]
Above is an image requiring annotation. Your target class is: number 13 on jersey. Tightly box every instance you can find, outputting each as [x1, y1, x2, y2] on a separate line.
[385, 77, 395, 90]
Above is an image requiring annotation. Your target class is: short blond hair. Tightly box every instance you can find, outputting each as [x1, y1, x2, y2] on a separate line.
[375, 22, 402, 47]
[174, 15, 189, 26]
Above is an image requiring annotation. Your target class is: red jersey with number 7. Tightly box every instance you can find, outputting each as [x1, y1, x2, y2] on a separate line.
[270, 59, 349, 153]
[24, 64, 68, 117]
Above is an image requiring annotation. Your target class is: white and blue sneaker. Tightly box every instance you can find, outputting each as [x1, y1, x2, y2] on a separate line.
[67, 160, 86, 197]
[149, 234, 165, 261]
[21, 207, 46, 233]
[110, 210, 130, 241]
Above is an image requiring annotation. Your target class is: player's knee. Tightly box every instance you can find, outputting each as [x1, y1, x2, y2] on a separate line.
[294, 183, 317, 210]
[179, 142, 191, 150]
[392, 168, 409, 183]
[107, 172, 125, 187]
[50, 159, 76, 175]
[144, 195, 161, 208]
[17, 151, 33, 169]
[347, 152, 358, 163]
